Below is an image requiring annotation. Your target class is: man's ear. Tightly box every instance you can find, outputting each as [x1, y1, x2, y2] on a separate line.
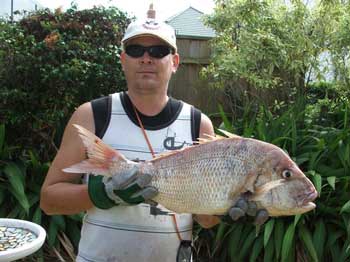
[172, 53, 180, 73]
[120, 52, 126, 71]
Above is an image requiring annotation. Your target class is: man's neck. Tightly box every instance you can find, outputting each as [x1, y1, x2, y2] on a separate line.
[127, 90, 169, 116]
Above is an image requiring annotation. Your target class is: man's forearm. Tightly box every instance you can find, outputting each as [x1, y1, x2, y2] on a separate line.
[40, 183, 93, 215]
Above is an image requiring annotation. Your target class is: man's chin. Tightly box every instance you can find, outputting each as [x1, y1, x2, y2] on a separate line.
[133, 81, 160, 92]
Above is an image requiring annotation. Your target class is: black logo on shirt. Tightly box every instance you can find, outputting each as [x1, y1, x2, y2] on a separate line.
[163, 136, 186, 150]
[163, 128, 191, 150]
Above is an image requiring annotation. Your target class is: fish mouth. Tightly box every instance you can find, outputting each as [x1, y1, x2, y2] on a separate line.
[301, 190, 318, 205]
[300, 190, 318, 211]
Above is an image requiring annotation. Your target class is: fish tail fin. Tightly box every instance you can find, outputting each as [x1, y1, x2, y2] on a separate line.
[63, 124, 129, 176]
[250, 179, 286, 201]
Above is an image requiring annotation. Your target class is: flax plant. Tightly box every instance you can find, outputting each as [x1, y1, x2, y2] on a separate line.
[0, 124, 83, 260]
[195, 99, 350, 261]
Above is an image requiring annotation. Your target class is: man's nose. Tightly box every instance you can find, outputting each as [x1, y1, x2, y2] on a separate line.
[140, 51, 153, 64]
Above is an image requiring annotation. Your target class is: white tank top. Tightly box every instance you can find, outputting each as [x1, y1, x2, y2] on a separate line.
[77, 93, 195, 262]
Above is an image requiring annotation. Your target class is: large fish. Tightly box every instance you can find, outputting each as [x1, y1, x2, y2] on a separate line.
[64, 124, 317, 217]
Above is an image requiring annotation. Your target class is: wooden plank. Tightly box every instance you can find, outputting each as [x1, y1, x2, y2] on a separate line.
[180, 57, 211, 65]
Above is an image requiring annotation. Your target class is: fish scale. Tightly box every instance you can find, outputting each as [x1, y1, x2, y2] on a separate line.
[64, 125, 318, 217]
[149, 139, 260, 214]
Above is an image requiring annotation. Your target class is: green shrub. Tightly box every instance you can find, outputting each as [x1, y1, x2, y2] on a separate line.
[0, 6, 130, 161]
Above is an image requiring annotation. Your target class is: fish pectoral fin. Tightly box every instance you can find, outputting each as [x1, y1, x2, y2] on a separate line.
[63, 160, 110, 175]
[250, 179, 286, 201]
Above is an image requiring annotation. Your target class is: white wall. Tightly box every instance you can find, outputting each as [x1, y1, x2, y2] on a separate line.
[0, 0, 43, 19]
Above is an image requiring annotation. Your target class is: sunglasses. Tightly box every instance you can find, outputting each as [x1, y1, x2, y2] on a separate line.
[125, 45, 175, 59]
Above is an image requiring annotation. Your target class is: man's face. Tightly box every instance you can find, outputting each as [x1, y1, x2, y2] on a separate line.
[120, 36, 179, 95]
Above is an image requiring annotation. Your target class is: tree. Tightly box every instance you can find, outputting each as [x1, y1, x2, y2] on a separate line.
[203, 0, 350, 114]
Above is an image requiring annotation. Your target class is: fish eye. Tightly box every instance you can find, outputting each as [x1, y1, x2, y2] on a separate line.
[282, 170, 292, 179]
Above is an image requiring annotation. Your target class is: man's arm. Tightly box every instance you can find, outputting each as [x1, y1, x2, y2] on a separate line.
[40, 102, 95, 215]
[193, 113, 221, 228]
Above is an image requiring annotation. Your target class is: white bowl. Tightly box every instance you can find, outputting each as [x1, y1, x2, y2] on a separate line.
[0, 219, 46, 262]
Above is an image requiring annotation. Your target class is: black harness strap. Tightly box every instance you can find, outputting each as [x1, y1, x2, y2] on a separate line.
[91, 96, 112, 138]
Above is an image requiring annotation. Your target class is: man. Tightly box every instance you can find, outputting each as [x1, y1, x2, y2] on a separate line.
[40, 4, 269, 260]
[40, 6, 221, 262]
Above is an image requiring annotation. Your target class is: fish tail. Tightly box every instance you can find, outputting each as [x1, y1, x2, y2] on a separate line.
[63, 124, 130, 176]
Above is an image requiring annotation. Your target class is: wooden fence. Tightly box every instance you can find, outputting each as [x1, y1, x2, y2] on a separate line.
[168, 38, 229, 121]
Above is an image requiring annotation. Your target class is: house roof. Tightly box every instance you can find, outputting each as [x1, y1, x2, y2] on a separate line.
[165, 7, 215, 39]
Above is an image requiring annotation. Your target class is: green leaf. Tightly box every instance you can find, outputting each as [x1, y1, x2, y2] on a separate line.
[298, 224, 318, 262]
[326, 176, 336, 190]
[212, 222, 228, 255]
[274, 219, 284, 260]
[0, 124, 4, 153]
[238, 228, 258, 260]
[294, 214, 302, 227]
[3, 162, 29, 213]
[330, 244, 341, 261]
[32, 206, 42, 225]
[65, 220, 82, 248]
[34, 248, 44, 262]
[340, 200, 350, 214]
[7, 204, 22, 218]
[249, 234, 264, 262]
[312, 174, 322, 197]
[228, 223, 244, 259]
[264, 233, 274, 262]
[52, 215, 66, 231]
[264, 219, 275, 247]
[340, 239, 350, 261]
[215, 222, 227, 245]
[291, 113, 297, 155]
[0, 188, 5, 206]
[218, 104, 234, 133]
[313, 219, 326, 260]
[281, 223, 295, 261]
[29, 150, 40, 171]
[326, 230, 343, 247]
[67, 213, 84, 222]
[48, 219, 58, 247]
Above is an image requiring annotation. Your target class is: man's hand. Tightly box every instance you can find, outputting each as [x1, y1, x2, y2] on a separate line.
[104, 166, 158, 205]
[88, 166, 158, 209]
[220, 197, 269, 226]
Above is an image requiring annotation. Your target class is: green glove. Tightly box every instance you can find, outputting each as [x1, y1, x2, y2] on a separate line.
[88, 166, 158, 209]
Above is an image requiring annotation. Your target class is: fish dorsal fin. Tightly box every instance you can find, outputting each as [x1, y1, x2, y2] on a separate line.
[152, 133, 225, 161]
[197, 134, 225, 144]
[150, 146, 193, 162]
[151, 135, 219, 161]
[217, 129, 241, 139]
[154, 149, 183, 158]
